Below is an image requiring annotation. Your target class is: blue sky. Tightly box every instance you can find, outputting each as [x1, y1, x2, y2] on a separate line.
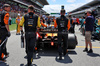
[43, 0, 93, 13]
[47, 0, 87, 5]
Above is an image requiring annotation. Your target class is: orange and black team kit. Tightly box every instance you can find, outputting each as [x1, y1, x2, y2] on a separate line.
[54, 15, 70, 58]
[20, 12, 41, 66]
[0, 11, 10, 60]
[40, 16, 47, 27]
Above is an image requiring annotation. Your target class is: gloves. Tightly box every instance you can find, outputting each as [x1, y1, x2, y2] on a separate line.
[7, 32, 11, 37]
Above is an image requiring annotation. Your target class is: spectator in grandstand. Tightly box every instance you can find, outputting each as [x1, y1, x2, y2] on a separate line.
[0, 1, 25, 13]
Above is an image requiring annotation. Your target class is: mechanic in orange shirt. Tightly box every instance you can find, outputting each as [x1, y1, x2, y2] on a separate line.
[0, 4, 11, 62]
[53, 16, 56, 23]
[40, 18, 47, 27]
[76, 18, 80, 25]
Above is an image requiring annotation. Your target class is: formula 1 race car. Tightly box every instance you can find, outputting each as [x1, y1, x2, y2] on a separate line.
[36, 24, 78, 50]
[92, 26, 100, 40]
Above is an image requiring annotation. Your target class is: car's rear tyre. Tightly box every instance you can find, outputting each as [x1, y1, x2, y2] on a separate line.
[68, 33, 78, 49]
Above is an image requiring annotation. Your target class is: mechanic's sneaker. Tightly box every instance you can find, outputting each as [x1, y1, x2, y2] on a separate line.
[5, 55, 9, 58]
[24, 55, 27, 59]
[83, 48, 88, 52]
[59, 56, 62, 60]
[5, 53, 9, 58]
[88, 49, 93, 53]
[0, 59, 6, 62]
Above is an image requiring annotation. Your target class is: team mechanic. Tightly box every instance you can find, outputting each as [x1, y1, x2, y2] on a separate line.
[68, 15, 74, 33]
[0, 4, 11, 62]
[54, 9, 70, 60]
[19, 5, 41, 66]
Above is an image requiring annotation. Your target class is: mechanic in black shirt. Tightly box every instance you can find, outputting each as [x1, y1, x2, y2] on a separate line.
[0, 4, 11, 62]
[54, 9, 70, 60]
[20, 5, 41, 66]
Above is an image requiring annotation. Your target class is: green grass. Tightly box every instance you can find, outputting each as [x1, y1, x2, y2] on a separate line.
[9, 24, 17, 31]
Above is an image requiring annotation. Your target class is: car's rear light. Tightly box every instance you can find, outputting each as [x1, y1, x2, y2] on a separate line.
[35, 47, 37, 51]
[37, 32, 42, 38]
[51, 42, 54, 46]
[45, 34, 48, 36]
[37, 32, 40, 38]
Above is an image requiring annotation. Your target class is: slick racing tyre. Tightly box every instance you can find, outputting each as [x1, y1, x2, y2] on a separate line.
[68, 33, 78, 49]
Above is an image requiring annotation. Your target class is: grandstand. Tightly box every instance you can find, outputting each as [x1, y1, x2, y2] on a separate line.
[0, 0, 49, 17]
[68, 0, 100, 17]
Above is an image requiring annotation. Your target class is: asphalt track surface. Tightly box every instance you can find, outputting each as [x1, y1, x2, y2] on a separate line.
[0, 26, 100, 66]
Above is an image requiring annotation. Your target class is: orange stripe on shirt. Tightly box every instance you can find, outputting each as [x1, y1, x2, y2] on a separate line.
[54, 19, 57, 28]
[67, 20, 70, 30]
[41, 22, 47, 27]
[4, 13, 9, 25]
